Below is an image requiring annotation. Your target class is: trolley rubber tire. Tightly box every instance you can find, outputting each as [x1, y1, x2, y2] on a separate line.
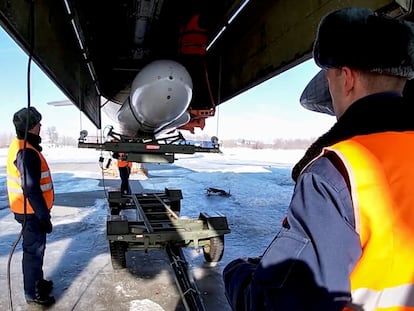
[203, 235, 224, 263]
[110, 208, 120, 215]
[109, 241, 127, 269]
[170, 200, 181, 214]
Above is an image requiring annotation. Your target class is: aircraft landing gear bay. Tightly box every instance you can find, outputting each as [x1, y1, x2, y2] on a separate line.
[106, 189, 231, 311]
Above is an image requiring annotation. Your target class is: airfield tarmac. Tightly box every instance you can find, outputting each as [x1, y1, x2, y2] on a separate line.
[0, 161, 231, 311]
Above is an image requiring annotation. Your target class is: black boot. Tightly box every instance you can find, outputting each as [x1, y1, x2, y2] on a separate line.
[26, 293, 55, 306]
[37, 279, 54, 295]
[26, 280, 55, 306]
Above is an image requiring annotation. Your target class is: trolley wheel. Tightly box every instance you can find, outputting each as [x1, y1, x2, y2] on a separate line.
[203, 235, 225, 263]
[110, 207, 120, 215]
[109, 201, 120, 208]
[170, 200, 181, 214]
[109, 241, 127, 269]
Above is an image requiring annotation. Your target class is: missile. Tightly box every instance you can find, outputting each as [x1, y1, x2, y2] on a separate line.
[110, 59, 193, 138]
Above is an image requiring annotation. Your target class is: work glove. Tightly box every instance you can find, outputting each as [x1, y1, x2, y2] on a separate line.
[40, 218, 53, 234]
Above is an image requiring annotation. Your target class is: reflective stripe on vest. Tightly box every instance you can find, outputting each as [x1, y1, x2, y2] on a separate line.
[318, 132, 414, 311]
[352, 285, 414, 309]
[6, 138, 54, 214]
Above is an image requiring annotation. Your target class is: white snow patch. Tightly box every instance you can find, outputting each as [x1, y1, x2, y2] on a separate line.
[129, 299, 165, 311]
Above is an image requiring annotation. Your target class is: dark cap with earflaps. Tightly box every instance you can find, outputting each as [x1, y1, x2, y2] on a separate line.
[301, 7, 414, 115]
[13, 107, 42, 132]
[314, 7, 414, 77]
[300, 69, 335, 116]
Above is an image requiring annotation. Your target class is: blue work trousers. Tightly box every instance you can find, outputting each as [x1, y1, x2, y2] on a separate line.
[14, 214, 46, 298]
[119, 166, 131, 194]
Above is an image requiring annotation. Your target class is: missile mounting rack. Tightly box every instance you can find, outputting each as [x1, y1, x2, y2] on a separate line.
[78, 131, 221, 163]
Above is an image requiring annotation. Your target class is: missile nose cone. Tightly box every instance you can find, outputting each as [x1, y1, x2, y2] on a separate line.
[116, 60, 193, 137]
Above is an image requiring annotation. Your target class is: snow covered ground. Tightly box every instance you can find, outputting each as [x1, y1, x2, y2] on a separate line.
[0, 146, 304, 311]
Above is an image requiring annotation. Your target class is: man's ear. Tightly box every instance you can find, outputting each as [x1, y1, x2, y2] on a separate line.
[342, 66, 356, 95]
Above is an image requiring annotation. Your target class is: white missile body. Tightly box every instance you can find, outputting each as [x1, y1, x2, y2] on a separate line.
[109, 59, 193, 137]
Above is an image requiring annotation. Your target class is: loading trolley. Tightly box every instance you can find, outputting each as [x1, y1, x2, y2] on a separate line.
[106, 188, 231, 311]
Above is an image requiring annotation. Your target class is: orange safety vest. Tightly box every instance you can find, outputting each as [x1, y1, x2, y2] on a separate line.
[117, 152, 132, 168]
[316, 132, 414, 310]
[117, 160, 132, 168]
[6, 138, 54, 214]
[178, 14, 208, 55]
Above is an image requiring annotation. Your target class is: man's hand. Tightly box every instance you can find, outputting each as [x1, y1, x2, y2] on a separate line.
[40, 219, 53, 234]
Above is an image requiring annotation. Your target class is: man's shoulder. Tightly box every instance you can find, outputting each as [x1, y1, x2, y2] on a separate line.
[304, 155, 348, 191]
[16, 147, 41, 162]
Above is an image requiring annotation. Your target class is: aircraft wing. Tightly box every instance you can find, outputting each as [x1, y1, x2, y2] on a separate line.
[0, 0, 406, 133]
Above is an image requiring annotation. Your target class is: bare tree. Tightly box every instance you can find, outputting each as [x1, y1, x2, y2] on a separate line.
[46, 126, 59, 146]
[0, 132, 14, 147]
[59, 135, 77, 146]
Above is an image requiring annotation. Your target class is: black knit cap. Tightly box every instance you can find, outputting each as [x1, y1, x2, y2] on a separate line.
[13, 107, 42, 132]
[301, 7, 414, 115]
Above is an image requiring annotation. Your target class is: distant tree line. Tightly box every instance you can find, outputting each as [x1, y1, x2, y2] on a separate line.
[183, 133, 317, 150]
[0, 132, 14, 147]
[0, 126, 78, 148]
[220, 138, 315, 149]
[0, 128, 316, 150]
